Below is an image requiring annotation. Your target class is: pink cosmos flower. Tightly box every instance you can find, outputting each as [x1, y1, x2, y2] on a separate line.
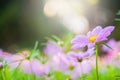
[101, 39, 120, 67]
[44, 40, 64, 57]
[64, 58, 92, 79]
[51, 53, 68, 71]
[71, 26, 115, 49]
[101, 39, 117, 62]
[67, 48, 94, 61]
[7, 51, 45, 77]
[0, 49, 11, 60]
[102, 38, 116, 52]
[51, 52, 92, 79]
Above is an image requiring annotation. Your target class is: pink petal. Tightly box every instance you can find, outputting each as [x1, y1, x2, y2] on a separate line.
[88, 26, 102, 36]
[97, 26, 114, 41]
[71, 35, 88, 49]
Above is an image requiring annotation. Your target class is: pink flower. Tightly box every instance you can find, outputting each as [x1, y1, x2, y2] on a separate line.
[51, 52, 92, 79]
[7, 51, 44, 77]
[20, 58, 44, 76]
[51, 53, 68, 71]
[101, 39, 120, 67]
[44, 40, 64, 57]
[0, 49, 11, 60]
[64, 59, 92, 79]
[71, 26, 114, 49]
[102, 38, 116, 52]
[67, 48, 94, 61]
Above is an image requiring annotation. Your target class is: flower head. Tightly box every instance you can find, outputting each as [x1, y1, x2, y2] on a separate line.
[67, 48, 94, 62]
[101, 39, 120, 67]
[44, 40, 64, 56]
[52, 53, 68, 71]
[64, 58, 92, 79]
[7, 51, 44, 77]
[71, 26, 115, 49]
[0, 49, 11, 60]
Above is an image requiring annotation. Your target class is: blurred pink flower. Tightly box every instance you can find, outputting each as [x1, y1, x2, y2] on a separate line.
[51, 52, 92, 79]
[0, 49, 11, 60]
[101, 39, 120, 67]
[51, 53, 68, 71]
[102, 39, 116, 52]
[20, 58, 44, 76]
[44, 40, 64, 57]
[64, 59, 92, 79]
[67, 48, 94, 62]
[7, 51, 45, 77]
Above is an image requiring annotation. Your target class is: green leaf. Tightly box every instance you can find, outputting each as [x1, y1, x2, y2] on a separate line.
[51, 35, 61, 41]
[102, 42, 113, 50]
[115, 18, 120, 21]
[44, 36, 55, 41]
[116, 10, 120, 15]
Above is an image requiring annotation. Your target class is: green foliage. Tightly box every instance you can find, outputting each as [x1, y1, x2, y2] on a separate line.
[115, 10, 120, 21]
[52, 71, 70, 80]
[83, 65, 120, 80]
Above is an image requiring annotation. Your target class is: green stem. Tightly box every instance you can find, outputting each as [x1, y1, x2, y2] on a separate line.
[1, 70, 5, 80]
[10, 59, 24, 80]
[2, 61, 7, 80]
[95, 44, 99, 80]
[28, 41, 39, 59]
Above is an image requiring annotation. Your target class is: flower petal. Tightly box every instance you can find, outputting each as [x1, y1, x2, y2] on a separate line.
[102, 26, 114, 37]
[97, 26, 115, 41]
[71, 35, 88, 49]
[87, 26, 102, 37]
[67, 52, 78, 60]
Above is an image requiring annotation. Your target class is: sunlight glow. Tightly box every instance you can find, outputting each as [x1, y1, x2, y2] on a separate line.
[43, 0, 99, 34]
[44, 1, 58, 17]
[62, 15, 89, 34]
[87, 0, 99, 5]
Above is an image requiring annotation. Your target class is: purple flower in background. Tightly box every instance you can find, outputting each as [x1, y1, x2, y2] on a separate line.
[42, 62, 51, 75]
[102, 38, 117, 52]
[101, 39, 118, 62]
[67, 48, 95, 62]
[44, 40, 64, 56]
[71, 26, 115, 49]
[52, 53, 69, 71]
[20, 58, 44, 76]
[0, 49, 11, 60]
[101, 39, 120, 67]
[64, 59, 92, 79]
[50, 50, 93, 79]
[64, 61, 82, 79]
[7, 54, 24, 68]
[7, 51, 44, 77]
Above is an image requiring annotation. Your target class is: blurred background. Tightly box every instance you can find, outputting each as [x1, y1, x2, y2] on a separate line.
[0, 0, 120, 51]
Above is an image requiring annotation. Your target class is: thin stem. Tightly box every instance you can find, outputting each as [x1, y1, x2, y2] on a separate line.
[2, 61, 7, 80]
[10, 59, 24, 80]
[95, 44, 99, 80]
[1, 70, 5, 80]
[28, 41, 39, 58]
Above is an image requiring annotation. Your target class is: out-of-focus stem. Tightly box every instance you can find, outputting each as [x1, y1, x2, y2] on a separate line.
[95, 44, 99, 80]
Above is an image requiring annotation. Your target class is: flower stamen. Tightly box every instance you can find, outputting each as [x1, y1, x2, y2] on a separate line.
[89, 35, 97, 43]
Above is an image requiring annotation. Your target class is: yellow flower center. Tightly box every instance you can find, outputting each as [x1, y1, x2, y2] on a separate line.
[89, 35, 97, 43]
[69, 65, 75, 71]
[117, 53, 120, 58]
